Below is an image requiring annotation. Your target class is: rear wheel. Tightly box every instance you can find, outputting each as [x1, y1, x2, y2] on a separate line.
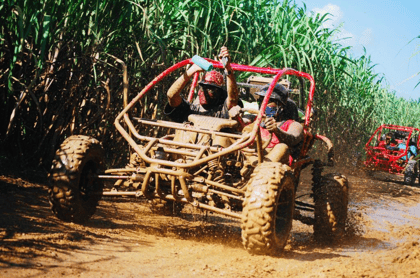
[48, 135, 105, 223]
[313, 173, 349, 242]
[403, 160, 417, 186]
[241, 162, 295, 255]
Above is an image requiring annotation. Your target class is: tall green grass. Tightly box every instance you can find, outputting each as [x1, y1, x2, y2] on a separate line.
[1, 0, 420, 168]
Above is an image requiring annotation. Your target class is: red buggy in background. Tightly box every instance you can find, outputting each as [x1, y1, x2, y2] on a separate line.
[364, 124, 420, 185]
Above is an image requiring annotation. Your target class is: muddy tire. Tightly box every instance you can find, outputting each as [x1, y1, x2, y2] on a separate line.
[48, 135, 105, 223]
[149, 198, 184, 216]
[313, 173, 349, 242]
[403, 160, 417, 186]
[241, 162, 295, 255]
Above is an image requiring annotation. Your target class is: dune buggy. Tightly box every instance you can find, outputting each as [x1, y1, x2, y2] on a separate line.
[48, 57, 349, 255]
[364, 124, 420, 185]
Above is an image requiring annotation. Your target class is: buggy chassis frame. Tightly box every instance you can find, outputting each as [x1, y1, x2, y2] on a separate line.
[364, 124, 420, 174]
[97, 58, 334, 219]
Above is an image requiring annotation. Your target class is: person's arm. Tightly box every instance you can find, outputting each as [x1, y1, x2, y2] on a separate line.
[385, 145, 399, 151]
[167, 64, 203, 108]
[218, 46, 239, 109]
[264, 118, 303, 146]
[408, 145, 417, 158]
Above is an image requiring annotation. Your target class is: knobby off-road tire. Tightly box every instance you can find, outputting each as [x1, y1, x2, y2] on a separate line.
[313, 173, 349, 242]
[149, 198, 184, 216]
[403, 160, 418, 186]
[48, 135, 105, 223]
[241, 162, 296, 255]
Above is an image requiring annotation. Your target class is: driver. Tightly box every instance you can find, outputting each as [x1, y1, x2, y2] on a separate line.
[255, 84, 304, 148]
[232, 84, 304, 165]
[164, 46, 241, 123]
[256, 83, 300, 122]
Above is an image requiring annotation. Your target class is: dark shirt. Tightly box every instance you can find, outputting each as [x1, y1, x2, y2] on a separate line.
[164, 97, 240, 123]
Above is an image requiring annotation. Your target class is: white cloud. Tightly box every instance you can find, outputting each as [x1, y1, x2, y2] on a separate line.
[312, 4, 355, 46]
[313, 4, 343, 29]
[336, 29, 355, 45]
[310, 4, 376, 57]
[359, 28, 374, 46]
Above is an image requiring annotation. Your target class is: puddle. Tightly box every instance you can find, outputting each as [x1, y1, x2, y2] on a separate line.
[407, 203, 420, 218]
[365, 200, 420, 231]
[369, 206, 409, 231]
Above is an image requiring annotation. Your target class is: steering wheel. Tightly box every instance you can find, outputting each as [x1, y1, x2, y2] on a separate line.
[237, 107, 273, 149]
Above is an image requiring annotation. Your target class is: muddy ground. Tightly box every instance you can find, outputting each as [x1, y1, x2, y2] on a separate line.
[1, 164, 420, 278]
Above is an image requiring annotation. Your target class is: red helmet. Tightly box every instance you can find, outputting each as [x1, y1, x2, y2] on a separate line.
[197, 71, 225, 106]
[199, 71, 224, 89]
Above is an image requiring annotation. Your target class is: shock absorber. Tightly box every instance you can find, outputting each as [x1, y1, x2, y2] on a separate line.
[208, 158, 225, 184]
[207, 158, 232, 209]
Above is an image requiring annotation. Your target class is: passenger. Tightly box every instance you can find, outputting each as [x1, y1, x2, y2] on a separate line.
[164, 46, 240, 123]
[378, 132, 398, 150]
[400, 136, 420, 163]
[398, 139, 418, 161]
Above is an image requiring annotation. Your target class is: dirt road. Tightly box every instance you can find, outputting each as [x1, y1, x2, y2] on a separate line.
[1, 166, 420, 278]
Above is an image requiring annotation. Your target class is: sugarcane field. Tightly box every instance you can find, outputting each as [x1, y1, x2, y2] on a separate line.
[1, 1, 420, 277]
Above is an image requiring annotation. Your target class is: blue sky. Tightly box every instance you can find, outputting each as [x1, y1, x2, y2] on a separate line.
[296, 0, 420, 101]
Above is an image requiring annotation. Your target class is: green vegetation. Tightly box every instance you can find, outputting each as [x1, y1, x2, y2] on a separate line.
[1, 0, 419, 168]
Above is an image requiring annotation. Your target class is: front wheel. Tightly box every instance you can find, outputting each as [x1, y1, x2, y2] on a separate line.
[48, 135, 105, 223]
[313, 173, 349, 242]
[241, 162, 295, 255]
